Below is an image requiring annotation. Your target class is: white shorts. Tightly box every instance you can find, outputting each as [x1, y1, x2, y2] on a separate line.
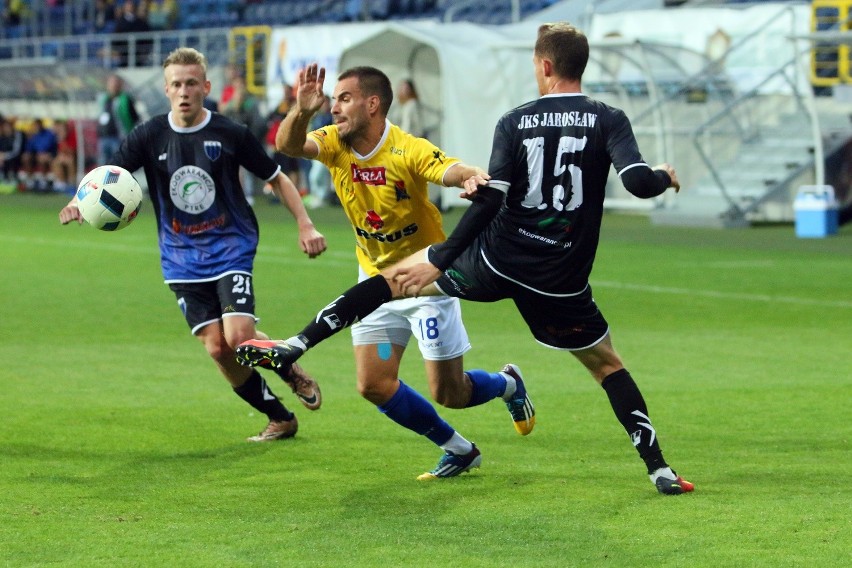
[351, 270, 471, 361]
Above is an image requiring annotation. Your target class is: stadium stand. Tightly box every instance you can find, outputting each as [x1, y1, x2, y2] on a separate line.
[1, 1, 849, 227]
[0, 0, 569, 39]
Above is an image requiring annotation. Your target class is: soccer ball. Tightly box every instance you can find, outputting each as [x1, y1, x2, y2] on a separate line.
[76, 165, 143, 231]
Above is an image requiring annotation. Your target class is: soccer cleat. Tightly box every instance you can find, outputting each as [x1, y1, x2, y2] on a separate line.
[416, 444, 482, 480]
[654, 472, 695, 495]
[246, 415, 298, 442]
[237, 339, 304, 370]
[500, 364, 535, 435]
[282, 362, 322, 411]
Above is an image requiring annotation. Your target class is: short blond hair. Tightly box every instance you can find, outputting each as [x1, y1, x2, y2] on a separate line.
[163, 47, 208, 76]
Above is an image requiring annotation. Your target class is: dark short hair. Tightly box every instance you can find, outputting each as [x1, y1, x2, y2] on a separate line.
[338, 66, 393, 116]
[535, 23, 589, 81]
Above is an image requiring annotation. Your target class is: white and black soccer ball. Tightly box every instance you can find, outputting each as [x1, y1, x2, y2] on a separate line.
[76, 165, 143, 231]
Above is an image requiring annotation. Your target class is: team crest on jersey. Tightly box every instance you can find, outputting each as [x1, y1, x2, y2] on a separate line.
[170, 165, 216, 213]
[204, 141, 222, 161]
[394, 180, 410, 201]
[365, 210, 384, 230]
[351, 164, 386, 185]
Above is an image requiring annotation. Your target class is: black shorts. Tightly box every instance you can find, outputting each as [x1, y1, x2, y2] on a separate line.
[271, 151, 300, 175]
[168, 272, 257, 335]
[434, 244, 609, 350]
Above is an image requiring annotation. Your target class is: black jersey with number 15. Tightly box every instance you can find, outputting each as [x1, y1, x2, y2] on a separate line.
[483, 93, 648, 295]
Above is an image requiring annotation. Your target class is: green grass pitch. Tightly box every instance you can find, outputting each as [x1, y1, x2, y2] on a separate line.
[1, 192, 849, 567]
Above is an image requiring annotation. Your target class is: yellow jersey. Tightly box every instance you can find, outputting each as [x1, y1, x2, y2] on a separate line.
[309, 120, 460, 275]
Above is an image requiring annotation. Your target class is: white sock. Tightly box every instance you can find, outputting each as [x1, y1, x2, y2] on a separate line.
[284, 335, 307, 351]
[500, 371, 517, 401]
[650, 467, 676, 484]
[440, 432, 473, 456]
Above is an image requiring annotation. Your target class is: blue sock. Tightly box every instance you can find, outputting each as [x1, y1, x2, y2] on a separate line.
[378, 380, 454, 446]
[465, 369, 508, 408]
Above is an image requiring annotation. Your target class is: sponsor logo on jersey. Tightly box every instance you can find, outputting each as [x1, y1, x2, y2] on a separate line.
[170, 165, 216, 213]
[351, 164, 386, 185]
[204, 141, 222, 161]
[518, 226, 572, 248]
[365, 210, 384, 230]
[355, 223, 418, 243]
[171, 213, 227, 235]
[430, 150, 446, 166]
[394, 180, 410, 202]
[444, 268, 472, 296]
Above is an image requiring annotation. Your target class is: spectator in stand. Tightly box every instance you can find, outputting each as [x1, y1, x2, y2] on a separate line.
[219, 62, 244, 109]
[96, 73, 140, 166]
[0, 117, 26, 185]
[147, 0, 178, 31]
[49, 119, 78, 195]
[19, 119, 59, 192]
[113, 0, 150, 67]
[94, 0, 117, 33]
[220, 74, 266, 205]
[389, 78, 426, 139]
[306, 94, 334, 208]
[2, 0, 28, 38]
[134, 0, 154, 65]
[345, 0, 366, 21]
[220, 75, 265, 137]
[263, 85, 305, 198]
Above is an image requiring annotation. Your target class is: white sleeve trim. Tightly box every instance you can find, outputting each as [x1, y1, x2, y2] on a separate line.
[617, 162, 649, 177]
[487, 180, 510, 193]
[264, 165, 282, 183]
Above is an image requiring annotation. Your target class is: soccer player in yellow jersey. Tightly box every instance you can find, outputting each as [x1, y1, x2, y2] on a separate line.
[240, 64, 535, 479]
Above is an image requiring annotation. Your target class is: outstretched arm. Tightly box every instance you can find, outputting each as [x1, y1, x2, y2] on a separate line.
[275, 63, 326, 159]
[442, 162, 490, 200]
[390, 185, 505, 296]
[621, 162, 680, 198]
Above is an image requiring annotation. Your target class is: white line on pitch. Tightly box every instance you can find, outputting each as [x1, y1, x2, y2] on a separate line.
[593, 280, 852, 309]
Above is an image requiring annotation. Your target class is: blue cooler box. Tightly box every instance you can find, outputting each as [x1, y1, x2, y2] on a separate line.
[794, 186, 838, 238]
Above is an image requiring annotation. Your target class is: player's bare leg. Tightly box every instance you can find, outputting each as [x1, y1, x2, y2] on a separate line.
[198, 320, 298, 441]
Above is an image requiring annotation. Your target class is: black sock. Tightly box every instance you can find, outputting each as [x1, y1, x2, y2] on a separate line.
[298, 274, 393, 347]
[233, 370, 293, 422]
[272, 365, 291, 383]
[601, 369, 668, 474]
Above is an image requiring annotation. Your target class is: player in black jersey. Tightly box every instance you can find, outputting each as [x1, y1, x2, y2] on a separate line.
[60, 48, 328, 442]
[236, 23, 693, 494]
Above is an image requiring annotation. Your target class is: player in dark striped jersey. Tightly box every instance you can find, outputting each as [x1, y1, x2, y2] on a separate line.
[60, 48, 328, 442]
[236, 24, 694, 494]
